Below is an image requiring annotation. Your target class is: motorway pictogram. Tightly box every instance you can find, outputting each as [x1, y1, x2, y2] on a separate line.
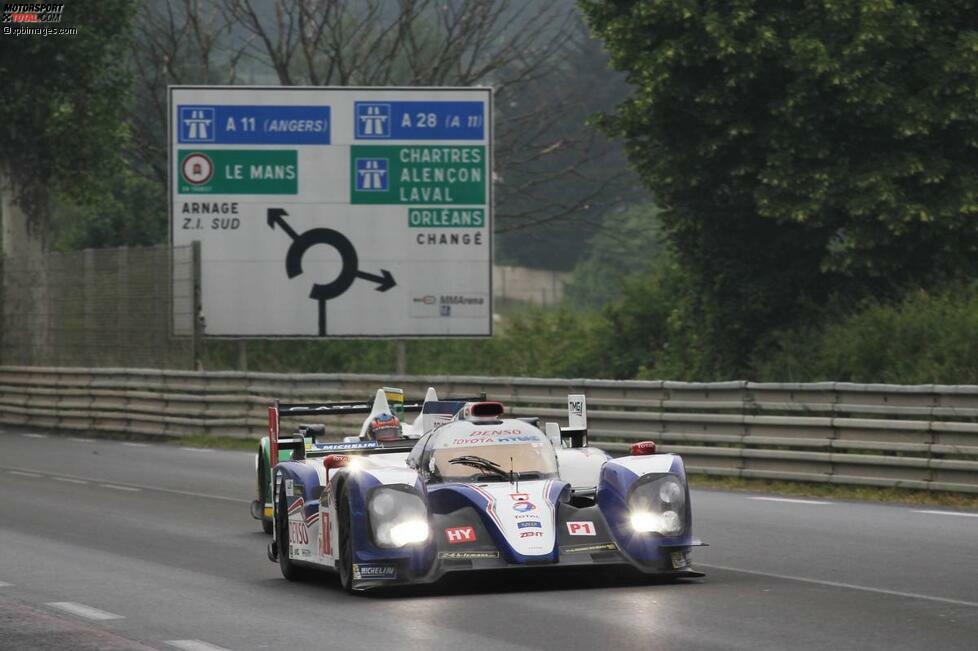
[267, 208, 396, 335]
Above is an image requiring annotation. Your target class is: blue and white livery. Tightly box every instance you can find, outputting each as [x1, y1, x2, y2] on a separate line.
[265, 389, 705, 591]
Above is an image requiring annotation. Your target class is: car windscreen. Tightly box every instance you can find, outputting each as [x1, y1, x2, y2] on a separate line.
[430, 441, 558, 482]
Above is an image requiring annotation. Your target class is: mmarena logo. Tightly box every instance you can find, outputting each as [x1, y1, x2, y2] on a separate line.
[2, 2, 64, 23]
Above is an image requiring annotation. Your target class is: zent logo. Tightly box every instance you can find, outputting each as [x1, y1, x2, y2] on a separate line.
[444, 526, 476, 544]
[567, 521, 596, 536]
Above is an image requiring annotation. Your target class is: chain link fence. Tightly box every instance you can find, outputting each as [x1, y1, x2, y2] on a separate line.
[0, 244, 198, 369]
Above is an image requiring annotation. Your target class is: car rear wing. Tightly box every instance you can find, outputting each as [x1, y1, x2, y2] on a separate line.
[545, 394, 588, 448]
[269, 392, 484, 464]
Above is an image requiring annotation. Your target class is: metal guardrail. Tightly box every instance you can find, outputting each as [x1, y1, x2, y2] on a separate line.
[1, 366, 977, 493]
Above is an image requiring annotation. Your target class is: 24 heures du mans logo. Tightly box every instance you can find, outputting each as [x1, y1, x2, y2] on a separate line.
[2, 3, 64, 23]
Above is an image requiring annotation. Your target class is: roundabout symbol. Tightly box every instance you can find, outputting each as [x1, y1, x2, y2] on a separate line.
[267, 208, 396, 335]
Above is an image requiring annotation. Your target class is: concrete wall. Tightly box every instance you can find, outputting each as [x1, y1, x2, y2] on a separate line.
[493, 265, 571, 306]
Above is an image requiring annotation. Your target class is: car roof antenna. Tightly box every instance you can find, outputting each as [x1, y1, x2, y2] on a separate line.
[510, 456, 518, 492]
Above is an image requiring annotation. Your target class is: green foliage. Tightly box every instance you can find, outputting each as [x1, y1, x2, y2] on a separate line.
[51, 172, 166, 250]
[0, 1, 136, 212]
[203, 305, 614, 379]
[755, 283, 978, 383]
[200, 273, 978, 385]
[564, 203, 664, 307]
[580, 0, 978, 372]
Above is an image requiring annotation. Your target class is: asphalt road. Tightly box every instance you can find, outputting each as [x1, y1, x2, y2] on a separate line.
[0, 430, 975, 650]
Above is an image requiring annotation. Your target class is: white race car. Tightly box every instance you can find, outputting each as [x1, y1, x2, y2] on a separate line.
[265, 389, 704, 591]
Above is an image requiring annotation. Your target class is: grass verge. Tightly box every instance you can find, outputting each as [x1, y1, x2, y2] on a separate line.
[689, 474, 978, 509]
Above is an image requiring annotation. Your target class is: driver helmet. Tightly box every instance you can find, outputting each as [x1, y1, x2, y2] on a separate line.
[366, 413, 402, 442]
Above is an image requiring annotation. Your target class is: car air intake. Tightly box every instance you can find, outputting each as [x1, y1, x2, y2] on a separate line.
[461, 401, 505, 422]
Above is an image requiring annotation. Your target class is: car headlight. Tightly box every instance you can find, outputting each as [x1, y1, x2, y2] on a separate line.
[627, 474, 686, 536]
[368, 486, 429, 548]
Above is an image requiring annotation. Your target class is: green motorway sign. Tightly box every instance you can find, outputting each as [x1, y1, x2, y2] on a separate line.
[350, 145, 486, 205]
[177, 149, 298, 194]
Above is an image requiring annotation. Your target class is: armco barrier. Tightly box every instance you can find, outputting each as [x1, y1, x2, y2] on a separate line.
[1, 367, 977, 493]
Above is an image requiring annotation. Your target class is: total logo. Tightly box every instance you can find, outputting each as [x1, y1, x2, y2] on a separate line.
[510, 492, 536, 513]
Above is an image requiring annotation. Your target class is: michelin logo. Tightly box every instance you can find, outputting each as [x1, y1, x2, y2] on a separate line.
[353, 564, 397, 580]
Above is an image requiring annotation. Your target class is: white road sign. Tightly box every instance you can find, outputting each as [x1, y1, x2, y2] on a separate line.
[169, 86, 492, 337]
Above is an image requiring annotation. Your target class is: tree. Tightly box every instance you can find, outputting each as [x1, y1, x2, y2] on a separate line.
[564, 202, 663, 307]
[581, 0, 978, 373]
[0, 0, 136, 260]
[0, 1, 136, 362]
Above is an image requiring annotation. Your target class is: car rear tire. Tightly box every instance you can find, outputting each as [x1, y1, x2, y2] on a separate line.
[276, 480, 309, 581]
[337, 488, 354, 593]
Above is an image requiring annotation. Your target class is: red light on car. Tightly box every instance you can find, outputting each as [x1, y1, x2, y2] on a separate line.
[324, 454, 350, 470]
[630, 441, 657, 455]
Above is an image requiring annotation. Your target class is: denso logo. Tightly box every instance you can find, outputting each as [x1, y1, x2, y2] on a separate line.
[471, 430, 523, 437]
[444, 526, 476, 544]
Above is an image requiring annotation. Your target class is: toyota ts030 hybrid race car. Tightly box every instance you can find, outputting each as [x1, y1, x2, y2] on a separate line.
[264, 388, 705, 591]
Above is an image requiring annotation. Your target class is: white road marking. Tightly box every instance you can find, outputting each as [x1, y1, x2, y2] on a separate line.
[0, 582, 12, 588]
[749, 496, 829, 505]
[8, 470, 42, 478]
[100, 484, 141, 492]
[46, 602, 124, 620]
[21, 433, 47, 439]
[698, 563, 978, 608]
[69, 437, 96, 443]
[0, 464, 248, 504]
[180, 447, 212, 452]
[166, 641, 232, 651]
[914, 509, 978, 518]
[52, 476, 88, 485]
[123, 442, 149, 447]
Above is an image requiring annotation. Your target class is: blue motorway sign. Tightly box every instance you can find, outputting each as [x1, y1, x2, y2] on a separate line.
[354, 101, 484, 140]
[177, 105, 330, 145]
